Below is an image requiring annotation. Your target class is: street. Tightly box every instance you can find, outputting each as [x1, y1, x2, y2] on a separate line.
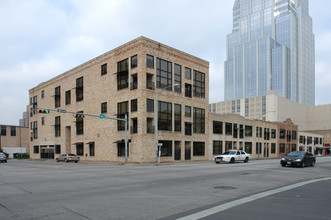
[1, 157, 331, 219]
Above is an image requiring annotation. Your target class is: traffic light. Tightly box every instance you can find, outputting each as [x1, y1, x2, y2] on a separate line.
[38, 109, 49, 114]
[73, 114, 84, 119]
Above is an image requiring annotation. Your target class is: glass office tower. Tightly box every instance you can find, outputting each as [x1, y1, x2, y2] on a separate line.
[225, 0, 315, 106]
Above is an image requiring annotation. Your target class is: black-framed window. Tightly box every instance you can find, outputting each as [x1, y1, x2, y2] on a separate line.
[239, 125, 244, 138]
[159, 140, 172, 157]
[89, 142, 95, 156]
[271, 129, 276, 138]
[292, 131, 297, 140]
[147, 99, 154, 112]
[55, 86, 61, 108]
[185, 123, 192, 136]
[213, 141, 222, 155]
[193, 70, 205, 98]
[193, 107, 205, 134]
[41, 90, 45, 99]
[279, 144, 285, 154]
[55, 116, 61, 137]
[280, 129, 285, 139]
[174, 64, 181, 93]
[117, 58, 129, 90]
[193, 142, 205, 156]
[245, 125, 252, 137]
[185, 106, 191, 117]
[76, 77, 84, 102]
[225, 123, 232, 135]
[65, 90, 71, 105]
[245, 142, 252, 154]
[1, 126, 6, 136]
[264, 128, 270, 140]
[117, 101, 128, 131]
[213, 121, 223, 134]
[101, 102, 107, 114]
[76, 143, 84, 156]
[131, 99, 137, 112]
[117, 142, 129, 157]
[271, 143, 276, 154]
[174, 104, 181, 132]
[41, 117, 45, 125]
[131, 74, 138, 90]
[156, 58, 172, 89]
[233, 124, 238, 138]
[32, 121, 38, 139]
[32, 95, 37, 115]
[10, 127, 16, 136]
[185, 84, 192, 97]
[146, 54, 154, 69]
[101, 63, 107, 75]
[34, 146, 39, 154]
[185, 67, 191, 80]
[76, 111, 84, 135]
[158, 101, 172, 131]
[55, 145, 61, 154]
[131, 118, 138, 134]
[131, 55, 137, 69]
[307, 136, 312, 144]
[256, 127, 262, 138]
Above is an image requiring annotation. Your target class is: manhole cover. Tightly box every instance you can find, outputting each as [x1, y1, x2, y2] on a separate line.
[214, 186, 236, 190]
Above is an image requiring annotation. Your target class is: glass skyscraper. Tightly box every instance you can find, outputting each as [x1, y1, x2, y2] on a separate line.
[225, 0, 315, 106]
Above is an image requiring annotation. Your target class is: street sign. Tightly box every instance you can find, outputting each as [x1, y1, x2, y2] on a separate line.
[57, 109, 67, 113]
[99, 114, 106, 119]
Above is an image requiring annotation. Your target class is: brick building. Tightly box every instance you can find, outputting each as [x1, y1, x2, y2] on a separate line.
[0, 125, 29, 158]
[29, 37, 210, 163]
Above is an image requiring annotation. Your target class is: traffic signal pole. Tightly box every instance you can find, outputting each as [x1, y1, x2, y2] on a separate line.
[37, 108, 128, 163]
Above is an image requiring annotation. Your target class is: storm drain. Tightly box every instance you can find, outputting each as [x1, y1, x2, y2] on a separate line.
[214, 186, 236, 190]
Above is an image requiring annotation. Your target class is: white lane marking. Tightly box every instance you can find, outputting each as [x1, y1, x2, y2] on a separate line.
[177, 177, 331, 220]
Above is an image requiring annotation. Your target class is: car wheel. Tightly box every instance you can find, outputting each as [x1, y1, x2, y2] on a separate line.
[311, 160, 316, 167]
[244, 157, 249, 163]
[5, 160, 7, 163]
[281, 163, 286, 167]
[75, 161, 78, 163]
[230, 158, 235, 163]
[301, 161, 305, 168]
[215, 161, 220, 164]
[65, 159, 68, 163]
[56, 159, 59, 162]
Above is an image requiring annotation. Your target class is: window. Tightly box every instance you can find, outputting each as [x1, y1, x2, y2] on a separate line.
[280, 129, 285, 139]
[41, 90, 45, 99]
[158, 101, 172, 131]
[185, 67, 191, 80]
[55, 145, 61, 154]
[185, 84, 192, 97]
[245, 142, 252, 154]
[271, 143, 276, 154]
[32, 95, 37, 115]
[213, 121, 223, 134]
[147, 99, 154, 112]
[32, 121, 38, 139]
[131, 99, 137, 112]
[65, 90, 71, 105]
[131, 74, 138, 90]
[292, 131, 297, 140]
[76, 111, 84, 135]
[193, 108, 205, 134]
[1, 126, 6, 136]
[271, 129, 276, 138]
[213, 141, 222, 155]
[264, 128, 270, 140]
[174, 104, 181, 132]
[76, 77, 84, 102]
[101, 63, 107, 75]
[131, 118, 138, 134]
[279, 144, 285, 154]
[256, 127, 262, 138]
[299, 135, 305, 144]
[34, 146, 39, 154]
[89, 142, 95, 156]
[41, 117, 45, 125]
[239, 125, 244, 138]
[225, 123, 232, 135]
[193, 70, 205, 98]
[159, 141, 172, 157]
[156, 58, 172, 89]
[146, 55, 154, 68]
[117, 101, 129, 131]
[55, 116, 61, 137]
[117, 58, 129, 90]
[185, 106, 191, 117]
[10, 127, 16, 136]
[131, 55, 137, 69]
[55, 86, 61, 108]
[193, 142, 205, 156]
[307, 137, 312, 145]
[185, 123, 192, 136]
[76, 143, 84, 156]
[174, 64, 181, 93]
[233, 124, 238, 138]
[101, 102, 107, 114]
[292, 144, 297, 152]
[225, 141, 232, 150]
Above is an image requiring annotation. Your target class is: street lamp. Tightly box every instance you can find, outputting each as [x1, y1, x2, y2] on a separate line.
[155, 83, 179, 165]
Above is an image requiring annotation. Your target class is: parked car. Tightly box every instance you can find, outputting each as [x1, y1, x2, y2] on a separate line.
[280, 151, 316, 167]
[56, 154, 80, 163]
[214, 150, 251, 164]
[0, 153, 8, 163]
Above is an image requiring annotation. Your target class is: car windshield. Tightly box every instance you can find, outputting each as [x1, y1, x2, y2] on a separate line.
[222, 151, 236, 155]
[287, 151, 305, 157]
[68, 154, 76, 156]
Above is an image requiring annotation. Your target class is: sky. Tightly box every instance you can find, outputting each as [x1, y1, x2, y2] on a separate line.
[1, 0, 331, 126]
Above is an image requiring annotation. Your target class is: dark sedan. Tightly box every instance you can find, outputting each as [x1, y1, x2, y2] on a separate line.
[280, 151, 316, 167]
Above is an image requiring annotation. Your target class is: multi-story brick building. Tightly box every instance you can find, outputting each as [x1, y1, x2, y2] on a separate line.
[0, 125, 29, 158]
[29, 37, 210, 163]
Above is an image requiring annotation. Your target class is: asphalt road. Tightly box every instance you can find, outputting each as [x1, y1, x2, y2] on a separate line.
[1, 157, 331, 220]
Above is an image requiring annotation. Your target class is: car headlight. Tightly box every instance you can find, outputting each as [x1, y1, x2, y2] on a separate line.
[281, 158, 285, 161]
[295, 159, 302, 162]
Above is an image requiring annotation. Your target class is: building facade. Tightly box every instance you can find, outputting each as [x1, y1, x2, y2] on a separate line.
[29, 37, 210, 163]
[0, 125, 29, 158]
[224, 0, 315, 106]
